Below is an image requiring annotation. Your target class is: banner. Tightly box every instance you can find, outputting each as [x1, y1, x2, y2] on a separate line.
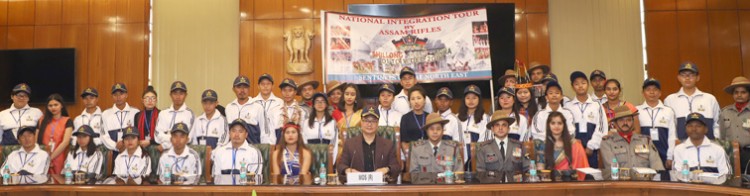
[323, 8, 493, 84]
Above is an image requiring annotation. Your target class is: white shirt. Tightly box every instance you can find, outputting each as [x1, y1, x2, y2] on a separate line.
[211, 142, 264, 179]
[63, 148, 103, 178]
[495, 136, 509, 156]
[439, 110, 462, 142]
[155, 104, 195, 150]
[190, 110, 229, 148]
[1, 144, 49, 175]
[508, 113, 530, 142]
[637, 101, 677, 160]
[72, 107, 104, 146]
[0, 104, 43, 144]
[589, 92, 608, 106]
[113, 147, 151, 178]
[157, 147, 202, 177]
[672, 137, 729, 176]
[101, 103, 139, 151]
[530, 106, 576, 141]
[392, 89, 433, 115]
[249, 94, 283, 144]
[378, 106, 403, 127]
[302, 117, 337, 144]
[564, 96, 607, 150]
[458, 113, 490, 143]
[664, 88, 721, 139]
[225, 98, 257, 125]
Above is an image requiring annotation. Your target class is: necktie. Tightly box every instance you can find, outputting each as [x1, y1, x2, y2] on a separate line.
[433, 146, 438, 156]
[499, 141, 506, 160]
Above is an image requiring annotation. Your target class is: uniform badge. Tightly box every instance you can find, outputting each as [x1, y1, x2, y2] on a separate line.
[27, 160, 35, 168]
[659, 117, 667, 125]
[26, 115, 32, 122]
[513, 148, 522, 158]
[635, 145, 649, 153]
[698, 105, 705, 112]
[743, 118, 750, 129]
[212, 128, 218, 135]
[131, 164, 139, 173]
[706, 156, 715, 164]
[587, 112, 595, 121]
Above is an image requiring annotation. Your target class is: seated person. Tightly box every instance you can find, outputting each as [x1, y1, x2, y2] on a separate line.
[113, 126, 151, 178]
[158, 123, 202, 179]
[409, 113, 462, 173]
[1, 126, 50, 175]
[64, 125, 104, 178]
[337, 107, 401, 183]
[672, 113, 729, 176]
[477, 111, 530, 176]
[601, 106, 665, 180]
[534, 111, 589, 181]
[211, 119, 264, 184]
[271, 123, 312, 176]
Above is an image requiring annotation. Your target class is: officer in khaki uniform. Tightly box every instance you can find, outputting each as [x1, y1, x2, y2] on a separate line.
[718, 76, 750, 173]
[409, 113, 463, 174]
[476, 111, 530, 177]
[601, 105, 665, 179]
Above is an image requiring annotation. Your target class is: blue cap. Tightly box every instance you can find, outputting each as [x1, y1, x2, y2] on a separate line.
[111, 83, 127, 94]
[546, 81, 563, 94]
[679, 62, 698, 74]
[642, 78, 661, 90]
[122, 126, 139, 139]
[311, 92, 328, 103]
[73, 125, 96, 137]
[569, 71, 587, 84]
[379, 83, 396, 94]
[201, 89, 218, 101]
[17, 126, 36, 137]
[436, 87, 453, 99]
[590, 70, 606, 80]
[400, 66, 416, 78]
[170, 122, 190, 134]
[464, 84, 481, 96]
[542, 73, 558, 83]
[170, 81, 187, 92]
[361, 106, 380, 119]
[279, 78, 298, 89]
[228, 119, 249, 132]
[686, 112, 706, 126]
[258, 73, 273, 84]
[233, 75, 251, 87]
[12, 83, 31, 95]
[81, 87, 99, 97]
[498, 87, 515, 97]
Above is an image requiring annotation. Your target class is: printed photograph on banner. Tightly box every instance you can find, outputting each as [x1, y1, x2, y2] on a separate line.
[323, 8, 494, 84]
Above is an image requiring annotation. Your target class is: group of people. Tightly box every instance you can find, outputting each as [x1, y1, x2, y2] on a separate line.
[0, 62, 745, 184]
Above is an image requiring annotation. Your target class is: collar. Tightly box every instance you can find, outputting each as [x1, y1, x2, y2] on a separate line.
[166, 147, 190, 157]
[120, 147, 143, 158]
[225, 141, 251, 151]
[396, 90, 407, 97]
[677, 87, 705, 98]
[21, 144, 43, 154]
[494, 136, 509, 147]
[314, 117, 327, 123]
[590, 92, 607, 100]
[570, 95, 596, 105]
[617, 130, 634, 143]
[169, 104, 188, 112]
[198, 109, 222, 121]
[75, 147, 88, 155]
[250, 93, 280, 103]
[640, 100, 666, 110]
[440, 109, 454, 117]
[430, 141, 442, 149]
[81, 107, 103, 116]
[111, 103, 133, 112]
[378, 105, 392, 113]
[284, 100, 300, 107]
[9, 104, 31, 112]
[684, 136, 712, 148]
[229, 97, 253, 106]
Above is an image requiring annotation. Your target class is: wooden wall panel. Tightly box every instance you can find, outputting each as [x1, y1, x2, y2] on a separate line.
[740, 0, 750, 9]
[466, 0, 494, 3]
[0, 0, 7, 26]
[645, 12, 679, 97]
[35, 0, 62, 25]
[61, 25, 90, 101]
[645, 0, 677, 11]
[526, 0, 548, 13]
[62, 0, 89, 24]
[526, 13, 550, 65]
[240, 21, 255, 77]
[676, 11, 712, 92]
[741, 11, 750, 78]
[7, 26, 35, 49]
[116, 0, 148, 23]
[677, 0, 707, 10]
[313, 0, 344, 18]
[33, 25, 61, 48]
[253, 20, 286, 95]
[707, 11, 742, 105]
[515, 14, 528, 65]
[114, 23, 148, 106]
[284, 0, 314, 19]
[8, 0, 35, 25]
[240, 0, 255, 20]
[89, 0, 117, 24]
[0, 27, 6, 49]
[88, 24, 119, 107]
[707, 0, 737, 10]
[256, 0, 284, 19]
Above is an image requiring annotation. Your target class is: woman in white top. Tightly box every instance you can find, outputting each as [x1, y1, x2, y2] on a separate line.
[494, 87, 530, 142]
[64, 125, 104, 178]
[457, 85, 490, 144]
[112, 127, 151, 178]
[302, 93, 337, 145]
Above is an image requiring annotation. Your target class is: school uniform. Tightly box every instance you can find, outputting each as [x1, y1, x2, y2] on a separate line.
[378, 106, 403, 128]
[460, 113, 491, 143]
[211, 141, 264, 180]
[72, 107, 104, 146]
[664, 88, 721, 140]
[672, 137, 730, 175]
[530, 106, 576, 141]
[0, 105, 43, 145]
[154, 104, 195, 150]
[439, 110, 461, 141]
[590, 92, 608, 106]
[506, 113, 530, 142]
[249, 94, 283, 144]
[190, 110, 228, 149]
[1, 144, 50, 175]
[63, 148, 104, 178]
[302, 118, 337, 144]
[112, 147, 151, 178]
[225, 98, 257, 125]
[564, 96, 607, 168]
[157, 147, 202, 177]
[637, 101, 677, 164]
[101, 103, 139, 151]
[392, 89, 434, 115]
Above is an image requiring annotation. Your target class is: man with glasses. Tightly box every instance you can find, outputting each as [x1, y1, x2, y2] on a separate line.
[664, 62, 721, 142]
[337, 107, 401, 183]
[0, 83, 43, 145]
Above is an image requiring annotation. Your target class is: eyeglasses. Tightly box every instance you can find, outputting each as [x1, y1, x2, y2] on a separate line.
[143, 96, 156, 102]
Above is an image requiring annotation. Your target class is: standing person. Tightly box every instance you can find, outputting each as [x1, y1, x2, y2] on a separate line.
[533, 111, 589, 181]
[101, 83, 139, 152]
[664, 62, 721, 140]
[133, 87, 159, 149]
[602, 79, 640, 134]
[271, 123, 312, 176]
[303, 93, 337, 145]
[600, 105, 665, 180]
[190, 89, 228, 149]
[377, 84, 403, 130]
[527, 64, 550, 85]
[326, 80, 345, 121]
[589, 70, 608, 105]
[155, 81, 195, 151]
[434, 87, 461, 141]
[278, 78, 307, 133]
[400, 85, 430, 155]
[249, 74, 283, 145]
[393, 67, 433, 114]
[64, 125, 104, 178]
[337, 84, 363, 132]
[498, 70, 518, 88]
[637, 78, 677, 168]
[72, 87, 104, 147]
[0, 83, 43, 145]
[225, 75, 255, 123]
[515, 77, 539, 127]
[1, 126, 50, 175]
[36, 94, 74, 174]
[495, 87, 530, 142]
[718, 76, 750, 174]
[297, 80, 320, 112]
[564, 71, 607, 168]
[458, 85, 490, 143]
[530, 81, 576, 141]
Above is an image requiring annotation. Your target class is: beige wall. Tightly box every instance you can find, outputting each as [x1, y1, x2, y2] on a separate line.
[152, 0, 240, 112]
[549, 0, 646, 103]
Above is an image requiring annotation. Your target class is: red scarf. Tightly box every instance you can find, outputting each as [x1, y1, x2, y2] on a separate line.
[736, 102, 748, 112]
[138, 109, 159, 140]
[618, 131, 633, 143]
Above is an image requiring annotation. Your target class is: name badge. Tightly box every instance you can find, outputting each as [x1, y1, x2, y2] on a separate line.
[635, 145, 649, 153]
[513, 148, 522, 158]
[346, 172, 384, 185]
[743, 119, 750, 129]
[650, 128, 659, 141]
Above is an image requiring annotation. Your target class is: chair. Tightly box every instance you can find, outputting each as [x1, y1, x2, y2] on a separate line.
[344, 126, 402, 180]
[187, 145, 212, 183]
[308, 144, 334, 175]
[251, 143, 274, 184]
[144, 145, 162, 178]
[97, 145, 112, 177]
